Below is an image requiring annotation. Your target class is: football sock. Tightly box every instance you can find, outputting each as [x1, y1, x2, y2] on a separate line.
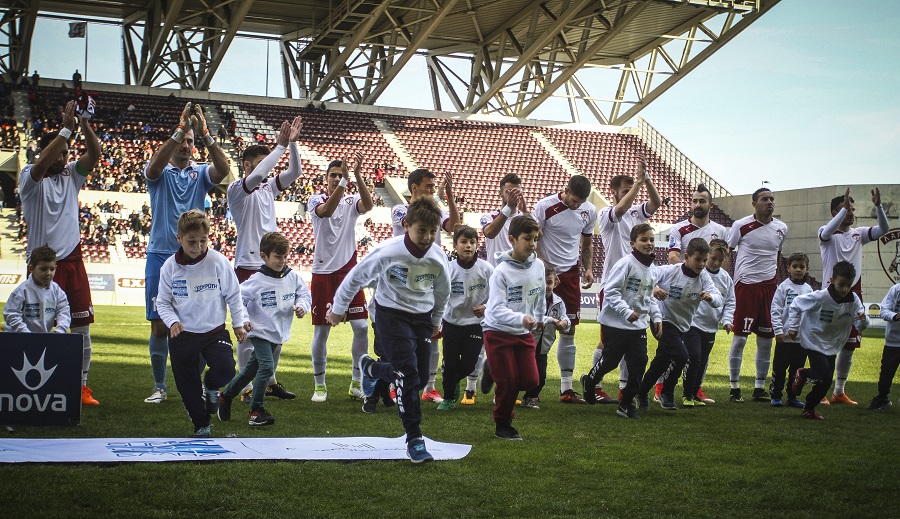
[71, 325, 91, 385]
[755, 337, 773, 389]
[729, 335, 748, 389]
[557, 334, 576, 391]
[835, 348, 854, 394]
[467, 349, 485, 391]
[312, 325, 330, 387]
[350, 319, 369, 382]
[425, 341, 440, 392]
[148, 334, 168, 390]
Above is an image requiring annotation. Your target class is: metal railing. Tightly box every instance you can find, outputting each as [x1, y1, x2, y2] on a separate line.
[637, 118, 731, 199]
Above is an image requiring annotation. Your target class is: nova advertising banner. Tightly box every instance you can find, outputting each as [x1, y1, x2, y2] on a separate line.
[0, 333, 82, 426]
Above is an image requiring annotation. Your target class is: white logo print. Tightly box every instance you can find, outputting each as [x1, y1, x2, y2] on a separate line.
[11, 349, 57, 391]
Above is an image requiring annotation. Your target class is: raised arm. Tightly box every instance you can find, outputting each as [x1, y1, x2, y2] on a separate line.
[275, 116, 304, 188]
[820, 188, 850, 241]
[244, 121, 290, 192]
[353, 151, 374, 214]
[642, 158, 663, 216]
[192, 104, 230, 184]
[145, 102, 192, 181]
[315, 159, 351, 218]
[613, 172, 645, 219]
[871, 188, 890, 240]
[77, 108, 102, 173]
[441, 171, 460, 233]
[483, 188, 520, 239]
[30, 101, 76, 182]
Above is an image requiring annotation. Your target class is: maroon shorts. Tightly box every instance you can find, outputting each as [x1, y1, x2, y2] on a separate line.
[733, 280, 776, 338]
[553, 265, 581, 326]
[235, 267, 257, 284]
[311, 271, 368, 325]
[54, 254, 94, 327]
[843, 279, 864, 350]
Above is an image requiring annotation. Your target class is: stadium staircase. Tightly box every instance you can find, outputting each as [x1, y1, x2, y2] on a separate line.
[530, 129, 585, 179]
[372, 118, 419, 172]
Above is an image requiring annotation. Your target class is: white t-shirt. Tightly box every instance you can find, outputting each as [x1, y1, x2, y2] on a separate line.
[818, 206, 889, 287]
[598, 202, 653, 285]
[241, 269, 311, 345]
[444, 258, 494, 326]
[391, 201, 450, 244]
[532, 193, 597, 272]
[19, 162, 86, 261]
[727, 215, 788, 284]
[309, 193, 363, 274]
[227, 176, 282, 270]
[667, 219, 728, 260]
[480, 210, 521, 267]
[3, 278, 71, 333]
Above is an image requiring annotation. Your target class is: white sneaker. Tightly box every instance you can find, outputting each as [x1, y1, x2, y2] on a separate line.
[348, 384, 366, 400]
[311, 385, 327, 403]
[144, 388, 167, 403]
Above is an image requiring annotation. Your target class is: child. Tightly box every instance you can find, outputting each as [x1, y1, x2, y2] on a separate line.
[868, 281, 900, 410]
[581, 223, 661, 418]
[682, 238, 735, 405]
[481, 214, 545, 439]
[769, 252, 813, 407]
[788, 260, 867, 420]
[156, 210, 250, 437]
[521, 265, 571, 409]
[217, 232, 311, 426]
[4, 246, 71, 333]
[437, 225, 493, 410]
[327, 198, 450, 464]
[639, 237, 721, 410]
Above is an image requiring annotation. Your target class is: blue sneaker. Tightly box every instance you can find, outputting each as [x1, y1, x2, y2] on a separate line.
[786, 398, 805, 408]
[770, 398, 783, 407]
[358, 354, 378, 397]
[660, 393, 677, 411]
[193, 425, 211, 438]
[406, 437, 434, 464]
[638, 395, 650, 411]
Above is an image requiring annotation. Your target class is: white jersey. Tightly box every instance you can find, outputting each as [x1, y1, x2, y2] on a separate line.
[481, 251, 546, 336]
[726, 215, 788, 284]
[599, 202, 654, 285]
[532, 193, 597, 272]
[598, 252, 661, 331]
[241, 268, 311, 345]
[227, 176, 281, 270]
[19, 162, 85, 261]
[480, 209, 522, 267]
[787, 287, 867, 356]
[655, 264, 722, 333]
[156, 248, 247, 333]
[444, 257, 493, 326]
[332, 235, 450, 327]
[770, 278, 814, 342]
[691, 267, 736, 333]
[818, 206, 890, 287]
[391, 202, 450, 244]
[667, 219, 728, 260]
[533, 293, 571, 355]
[309, 193, 363, 274]
[3, 278, 71, 333]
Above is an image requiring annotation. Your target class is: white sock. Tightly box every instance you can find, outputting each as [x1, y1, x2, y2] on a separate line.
[238, 338, 255, 391]
[71, 325, 91, 386]
[350, 319, 369, 383]
[619, 359, 629, 389]
[835, 348, 854, 394]
[557, 334, 576, 391]
[311, 325, 330, 387]
[424, 340, 440, 391]
[729, 335, 748, 389]
[466, 349, 485, 391]
[755, 337, 773, 389]
[268, 343, 282, 386]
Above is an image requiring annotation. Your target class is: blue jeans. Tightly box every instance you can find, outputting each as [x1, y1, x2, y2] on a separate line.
[222, 337, 276, 410]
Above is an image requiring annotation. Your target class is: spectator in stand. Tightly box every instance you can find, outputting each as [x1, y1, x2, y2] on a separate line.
[73, 70, 82, 90]
[30, 70, 39, 87]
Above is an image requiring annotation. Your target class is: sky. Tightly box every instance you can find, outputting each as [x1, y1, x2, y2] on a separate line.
[25, 1, 900, 196]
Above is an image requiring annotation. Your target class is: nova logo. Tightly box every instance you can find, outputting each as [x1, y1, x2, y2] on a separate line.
[12, 349, 57, 391]
[1, 349, 67, 413]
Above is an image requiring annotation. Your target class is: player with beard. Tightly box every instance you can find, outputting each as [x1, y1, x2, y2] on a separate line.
[19, 100, 101, 405]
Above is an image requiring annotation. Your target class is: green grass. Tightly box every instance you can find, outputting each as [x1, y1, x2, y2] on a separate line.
[1, 305, 899, 518]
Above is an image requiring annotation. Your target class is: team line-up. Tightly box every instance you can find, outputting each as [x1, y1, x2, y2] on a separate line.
[5, 99, 900, 464]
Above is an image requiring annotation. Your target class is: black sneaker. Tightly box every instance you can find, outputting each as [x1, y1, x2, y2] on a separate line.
[616, 405, 640, 419]
[362, 395, 378, 414]
[495, 424, 523, 440]
[637, 394, 650, 411]
[868, 395, 892, 410]
[379, 381, 395, 408]
[751, 388, 770, 402]
[248, 407, 276, 426]
[217, 392, 232, 421]
[581, 375, 597, 405]
[204, 389, 219, 414]
[480, 362, 494, 394]
[730, 388, 744, 403]
[660, 393, 677, 411]
[266, 382, 296, 399]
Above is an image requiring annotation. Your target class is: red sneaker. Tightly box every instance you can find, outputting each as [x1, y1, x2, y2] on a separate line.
[653, 383, 663, 403]
[696, 387, 715, 404]
[421, 388, 444, 403]
[595, 388, 619, 404]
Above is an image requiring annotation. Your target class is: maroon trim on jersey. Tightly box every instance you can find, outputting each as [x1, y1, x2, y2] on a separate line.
[175, 247, 208, 265]
[275, 175, 285, 192]
[789, 277, 807, 286]
[640, 202, 651, 219]
[404, 234, 428, 258]
[240, 177, 255, 195]
[631, 250, 654, 267]
[457, 256, 477, 270]
[543, 195, 568, 221]
[827, 284, 855, 304]
[679, 223, 700, 237]
[57, 243, 83, 262]
[738, 218, 764, 237]
[680, 264, 699, 278]
[867, 227, 876, 241]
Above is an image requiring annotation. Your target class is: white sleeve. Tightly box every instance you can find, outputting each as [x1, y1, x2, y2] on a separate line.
[881, 286, 900, 322]
[787, 293, 818, 334]
[294, 274, 312, 314]
[220, 264, 246, 327]
[721, 278, 736, 327]
[726, 223, 741, 249]
[700, 270, 721, 309]
[818, 208, 845, 242]
[431, 257, 452, 327]
[333, 250, 384, 315]
[557, 299, 572, 332]
[243, 145, 285, 192]
[770, 284, 787, 336]
[604, 262, 637, 321]
[156, 263, 178, 329]
[854, 295, 868, 333]
[54, 287, 71, 332]
[3, 287, 28, 332]
[668, 227, 683, 253]
[531, 202, 545, 228]
[533, 261, 547, 323]
[276, 142, 303, 190]
[865, 205, 891, 243]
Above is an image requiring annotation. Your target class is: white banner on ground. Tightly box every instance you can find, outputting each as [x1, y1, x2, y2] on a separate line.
[0, 436, 471, 463]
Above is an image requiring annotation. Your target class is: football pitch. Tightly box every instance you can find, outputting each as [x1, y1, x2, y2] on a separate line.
[1, 305, 897, 518]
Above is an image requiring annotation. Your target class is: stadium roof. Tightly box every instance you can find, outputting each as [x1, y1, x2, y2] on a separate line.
[3, 0, 780, 124]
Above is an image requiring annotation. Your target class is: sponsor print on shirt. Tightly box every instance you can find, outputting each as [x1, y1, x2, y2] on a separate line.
[172, 277, 219, 300]
[819, 310, 834, 324]
[451, 281, 465, 295]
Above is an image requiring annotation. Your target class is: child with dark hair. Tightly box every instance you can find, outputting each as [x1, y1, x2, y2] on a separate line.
[769, 252, 813, 408]
[328, 197, 450, 463]
[788, 261, 867, 420]
[482, 214, 545, 439]
[4, 245, 70, 333]
[217, 232, 311, 426]
[436, 225, 493, 410]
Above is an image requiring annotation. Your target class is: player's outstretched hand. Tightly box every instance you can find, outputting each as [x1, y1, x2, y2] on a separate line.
[275, 120, 291, 147]
[170, 322, 184, 338]
[505, 188, 521, 210]
[872, 187, 881, 207]
[637, 156, 648, 181]
[325, 310, 343, 326]
[177, 102, 191, 132]
[294, 305, 306, 318]
[289, 115, 303, 141]
[62, 101, 76, 132]
[842, 188, 852, 211]
[340, 157, 351, 181]
[442, 171, 454, 198]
